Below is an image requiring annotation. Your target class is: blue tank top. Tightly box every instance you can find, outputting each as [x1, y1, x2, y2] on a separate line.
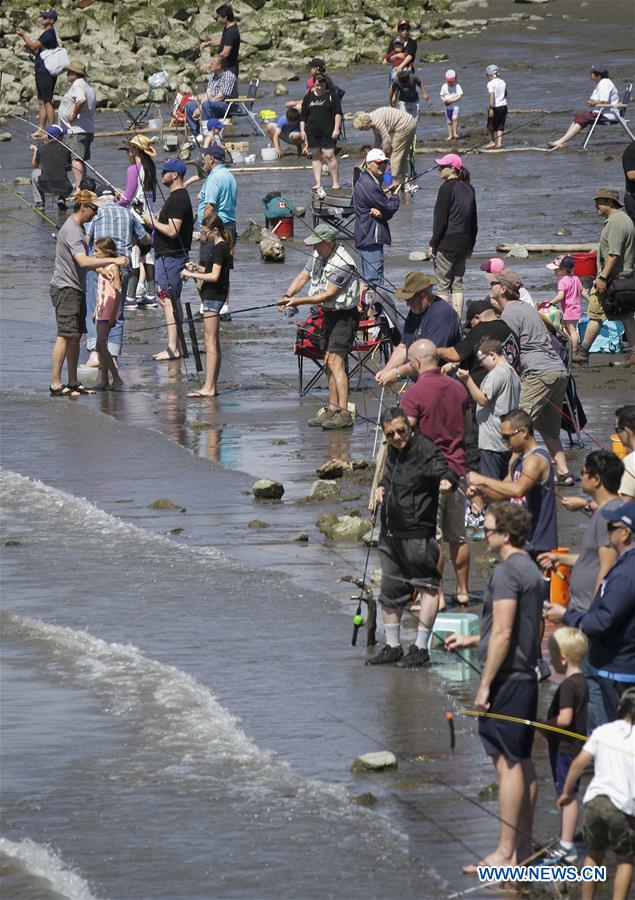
[511, 448, 558, 552]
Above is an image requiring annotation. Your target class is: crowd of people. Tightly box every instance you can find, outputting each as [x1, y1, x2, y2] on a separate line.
[12, 5, 635, 895]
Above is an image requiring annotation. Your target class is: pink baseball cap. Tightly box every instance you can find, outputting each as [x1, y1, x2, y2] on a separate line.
[365, 148, 388, 164]
[434, 153, 463, 170]
[480, 257, 506, 274]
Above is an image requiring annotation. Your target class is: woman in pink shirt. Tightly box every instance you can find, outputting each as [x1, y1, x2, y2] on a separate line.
[544, 255, 590, 352]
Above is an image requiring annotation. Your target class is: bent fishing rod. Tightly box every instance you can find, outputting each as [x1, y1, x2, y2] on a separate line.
[0, 178, 59, 232]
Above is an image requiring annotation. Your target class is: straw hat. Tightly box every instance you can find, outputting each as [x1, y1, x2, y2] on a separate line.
[66, 59, 87, 76]
[125, 134, 157, 157]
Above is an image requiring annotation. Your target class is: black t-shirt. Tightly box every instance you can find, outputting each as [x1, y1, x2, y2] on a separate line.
[37, 140, 71, 191]
[219, 23, 240, 74]
[392, 75, 421, 104]
[300, 89, 343, 137]
[154, 188, 194, 258]
[452, 319, 520, 385]
[35, 27, 58, 73]
[546, 672, 588, 756]
[623, 140, 635, 195]
[201, 240, 231, 302]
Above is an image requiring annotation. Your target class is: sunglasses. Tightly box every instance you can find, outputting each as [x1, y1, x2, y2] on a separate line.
[384, 425, 410, 438]
[85, 204, 98, 212]
[501, 427, 524, 443]
[483, 527, 499, 536]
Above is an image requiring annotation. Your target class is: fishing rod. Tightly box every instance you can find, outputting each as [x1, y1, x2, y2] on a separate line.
[351, 507, 378, 646]
[0, 178, 59, 231]
[1, 210, 58, 238]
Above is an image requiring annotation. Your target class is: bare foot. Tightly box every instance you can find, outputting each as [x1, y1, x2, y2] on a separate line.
[482, 141, 496, 150]
[108, 379, 125, 391]
[83, 352, 100, 368]
[463, 852, 515, 875]
[187, 389, 218, 398]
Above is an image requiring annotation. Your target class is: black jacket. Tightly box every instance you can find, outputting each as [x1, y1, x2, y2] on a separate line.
[430, 178, 478, 255]
[379, 430, 458, 538]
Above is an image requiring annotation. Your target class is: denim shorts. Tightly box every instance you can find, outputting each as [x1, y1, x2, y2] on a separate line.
[201, 299, 224, 313]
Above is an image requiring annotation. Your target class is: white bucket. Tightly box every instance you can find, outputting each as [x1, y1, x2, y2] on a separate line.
[244, 154, 256, 164]
[148, 117, 162, 130]
[261, 146, 277, 162]
[232, 151, 245, 164]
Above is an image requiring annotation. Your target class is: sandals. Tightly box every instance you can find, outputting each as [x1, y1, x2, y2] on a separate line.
[49, 384, 70, 397]
[555, 473, 575, 487]
[67, 383, 95, 395]
[153, 348, 182, 361]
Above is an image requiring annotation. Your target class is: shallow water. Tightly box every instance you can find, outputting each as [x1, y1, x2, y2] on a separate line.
[1, 4, 633, 898]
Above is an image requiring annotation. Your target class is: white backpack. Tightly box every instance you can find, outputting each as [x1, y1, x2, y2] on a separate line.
[41, 46, 70, 77]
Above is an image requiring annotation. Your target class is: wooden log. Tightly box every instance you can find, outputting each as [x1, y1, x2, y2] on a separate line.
[496, 243, 598, 253]
[231, 164, 313, 173]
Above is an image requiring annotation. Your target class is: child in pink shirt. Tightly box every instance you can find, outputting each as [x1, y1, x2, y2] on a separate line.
[544, 255, 589, 352]
[93, 237, 123, 391]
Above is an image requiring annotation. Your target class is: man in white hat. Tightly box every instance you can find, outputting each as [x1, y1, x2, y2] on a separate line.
[352, 148, 400, 289]
[57, 59, 96, 195]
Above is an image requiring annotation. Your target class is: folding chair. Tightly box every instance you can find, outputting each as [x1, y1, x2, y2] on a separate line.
[222, 77, 266, 137]
[311, 188, 356, 240]
[583, 83, 634, 149]
[348, 318, 393, 388]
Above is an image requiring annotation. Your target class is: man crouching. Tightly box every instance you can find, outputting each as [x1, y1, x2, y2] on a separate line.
[367, 406, 458, 668]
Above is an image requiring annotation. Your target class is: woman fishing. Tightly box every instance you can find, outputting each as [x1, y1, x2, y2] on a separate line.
[118, 135, 157, 310]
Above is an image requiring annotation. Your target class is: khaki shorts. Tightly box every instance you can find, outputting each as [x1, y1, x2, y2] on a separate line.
[519, 371, 568, 440]
[50, 285, 86, 338]
[584, 794, 635, 857]
[587, 285, 606, 322]
[436, 484, 466, 545]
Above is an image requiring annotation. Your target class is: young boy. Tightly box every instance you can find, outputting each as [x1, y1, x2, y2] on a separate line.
[545, 627, 589, 865]
[266, 107, 304, 158]
[390, 69, 429, 120]
[559, 686, 635, 900]
[485, 64, 507, 149]
[440, 69, 463, 141]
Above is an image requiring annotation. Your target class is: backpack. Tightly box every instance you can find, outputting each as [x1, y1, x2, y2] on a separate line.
[296, 305, 325, 350]
[40, 46, 70, 77]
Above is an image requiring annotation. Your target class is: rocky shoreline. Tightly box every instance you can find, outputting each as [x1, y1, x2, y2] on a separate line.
[0, 0, 554, 116]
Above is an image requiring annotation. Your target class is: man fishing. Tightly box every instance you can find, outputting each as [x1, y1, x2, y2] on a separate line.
[366, 406, 457, 668]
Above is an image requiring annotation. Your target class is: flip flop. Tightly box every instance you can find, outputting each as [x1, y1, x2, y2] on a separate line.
[153, 348, 182, 361]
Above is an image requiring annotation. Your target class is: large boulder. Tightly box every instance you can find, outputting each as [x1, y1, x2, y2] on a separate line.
[307, 480, 341, 502]
[316, 513, 371, 542]
[252, 479, 285, 500]
[240, 30, 273, 49]
[259, 66, 299, 83]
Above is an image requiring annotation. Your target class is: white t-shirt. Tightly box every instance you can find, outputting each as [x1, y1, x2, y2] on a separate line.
[519, 286, 534, 306]
[590, 77, 619, 120]
[58, 78, 96, 134]
[583, 720, 635, 816]
[488, 77, 507, 107]
[440, 83, 463, 104]
[619, 450, 635, 498]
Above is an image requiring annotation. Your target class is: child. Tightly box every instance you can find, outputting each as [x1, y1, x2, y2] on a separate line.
[181, 213, 230, 398]
[93, 237, 123, 391]
[382, 38, 410, 82]
[485, 64, 507, 149]
[440, 69, 463, 141]
[544, 255, 590, 352]
[544, 627, 589, 865]
[389, 69, 429, 119]
[559, 686, 635, 900]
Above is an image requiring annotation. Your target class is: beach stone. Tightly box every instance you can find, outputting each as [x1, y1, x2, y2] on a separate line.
[293, 532, 309, 542]
[408, 250, 428, 261]
[308, 479, 341, 501]
[148, 498, 186, 511]
[317, 513, 371, 542]
[421, 52, 449, 62]
[274, 82, 289, 96]
[252, 479, 285, 500]
[351, 459, 370, 470]
[240, 29, 273, 49]
[248, 519, 269, 528]
[239, 220, 263, 243]
[316, 458, 352, 479]
[259, 66, 298, 83]
[352, 792, 378, 807]
[351, 751, 397, 773]
[260, 234, 285, 262]
[478, 782, 500, 800]
[2, 538, 22, 547]
[13, 176, 30, 185]
[556, 227, 572, 236]
[506, 243, 530, 259]
[0, 132, 12, 141]
[165, 527, 184, 535]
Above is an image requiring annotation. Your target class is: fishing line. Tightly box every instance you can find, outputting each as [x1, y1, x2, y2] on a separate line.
[0, 177, 60, 229]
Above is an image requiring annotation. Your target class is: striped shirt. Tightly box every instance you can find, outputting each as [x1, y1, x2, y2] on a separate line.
[206, 71, 238, 102]
[87, 201, 147, 259]
[370, 106, 416, 149]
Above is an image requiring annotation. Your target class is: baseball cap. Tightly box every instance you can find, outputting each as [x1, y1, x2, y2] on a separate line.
[480, 257, 506, 274]
[201, 145, 226, 160]
[365, 148, 388, 164]
[304, 223, 339, 245]
[546, 255, 575, 271]
[445, 69, 457, 81]
[485, 64, 499, 76]
[395, 272, 437, 300]
[96, 184, 115, 198]
[40, 8, 58, 20]
[601, 500, 635, 532]
[435, 152, 463, 170]
[485, 269, 523, 291]
[159, 158, 187, 177]
[206, 118, 226, 131]
[465, 299, 494, 324]
[45, 124, 65, 138]
[393, 37, 405, 46]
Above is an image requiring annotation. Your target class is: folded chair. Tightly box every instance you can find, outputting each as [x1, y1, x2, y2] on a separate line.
[584, 83, 634, 148]
[222, 77, 266, 137]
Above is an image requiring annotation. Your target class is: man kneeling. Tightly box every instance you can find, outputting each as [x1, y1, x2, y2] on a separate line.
[367, 407, 457, 668]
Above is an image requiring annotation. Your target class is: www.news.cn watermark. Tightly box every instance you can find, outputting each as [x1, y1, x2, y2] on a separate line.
[478, 865, 606, 884]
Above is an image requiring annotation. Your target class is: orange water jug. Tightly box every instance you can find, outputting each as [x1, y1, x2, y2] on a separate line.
[550, 547, 571, 606]
[611, 433, 629, 460]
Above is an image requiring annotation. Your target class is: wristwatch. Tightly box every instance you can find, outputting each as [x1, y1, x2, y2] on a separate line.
[596, 275, 607, 281]
[395, 367, 401, 379]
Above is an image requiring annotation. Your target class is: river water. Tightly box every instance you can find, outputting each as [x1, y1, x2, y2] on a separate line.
[1, 3, 633, 898]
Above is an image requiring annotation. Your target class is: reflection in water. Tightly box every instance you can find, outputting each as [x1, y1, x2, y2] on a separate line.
[202, 424, 223, 464]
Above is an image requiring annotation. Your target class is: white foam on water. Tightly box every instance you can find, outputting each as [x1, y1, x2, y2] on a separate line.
[0, 467, 228, 566]
[0, 837, 97, 900]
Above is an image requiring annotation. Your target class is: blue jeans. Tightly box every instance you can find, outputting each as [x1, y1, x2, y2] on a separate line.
[358, 245, 384, 287]
[85, 268, 129, 357]
[184, 99, 229, 135]
[583, 658, 607, 732]
[155, 255, 187, 319]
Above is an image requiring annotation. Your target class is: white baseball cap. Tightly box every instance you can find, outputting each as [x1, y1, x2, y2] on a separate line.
[365, 148, 388, 164]
[445, 69, 456, 81]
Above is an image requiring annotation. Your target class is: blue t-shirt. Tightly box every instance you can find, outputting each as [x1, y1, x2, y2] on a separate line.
[402, 296, 461, 349]
[35, 28, 58, 74]
[197, 164, 237, 225]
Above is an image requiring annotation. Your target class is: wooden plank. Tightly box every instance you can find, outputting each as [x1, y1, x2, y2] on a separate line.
[232, 164, 313, 173]
[496, 243, 598, 253]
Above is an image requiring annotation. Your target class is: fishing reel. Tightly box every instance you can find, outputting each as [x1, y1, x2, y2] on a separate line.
[351, 606, 365, 647]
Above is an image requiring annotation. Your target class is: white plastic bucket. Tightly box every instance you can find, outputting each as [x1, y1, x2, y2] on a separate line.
[261, 146, 277, 162]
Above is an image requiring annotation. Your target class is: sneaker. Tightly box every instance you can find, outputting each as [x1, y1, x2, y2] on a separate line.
[57, 198, 67, 211]
[396, 645, 430, 668]
[365, 644, 404, 666]
[124, 298, 138, 312]
[321, 410, 353, 430]
[308, 406, 332, 427]
[34, 202, 45, 210]
[138, 296, 158, 309]
[545, 843, 578, 865]
[535, 658, 552, 682]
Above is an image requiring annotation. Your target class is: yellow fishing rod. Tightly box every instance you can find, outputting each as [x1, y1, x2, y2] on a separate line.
[457, 707, 587, 742]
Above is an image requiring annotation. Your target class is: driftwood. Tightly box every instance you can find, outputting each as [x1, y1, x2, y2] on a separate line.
[496, 243, 597, 253]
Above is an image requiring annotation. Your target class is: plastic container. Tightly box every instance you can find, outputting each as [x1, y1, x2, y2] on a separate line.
[245, 154, 256, 165]
[268, 216, 294, 238]
[148, 117, 162, 130]
[611, 433, 629, 459]
[430, 612, 480, 648]
[232, 151, 245, 164]
[261, 146, 278, 162]
[549, 548, 571, 606]
[572, 252, 597, 277]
